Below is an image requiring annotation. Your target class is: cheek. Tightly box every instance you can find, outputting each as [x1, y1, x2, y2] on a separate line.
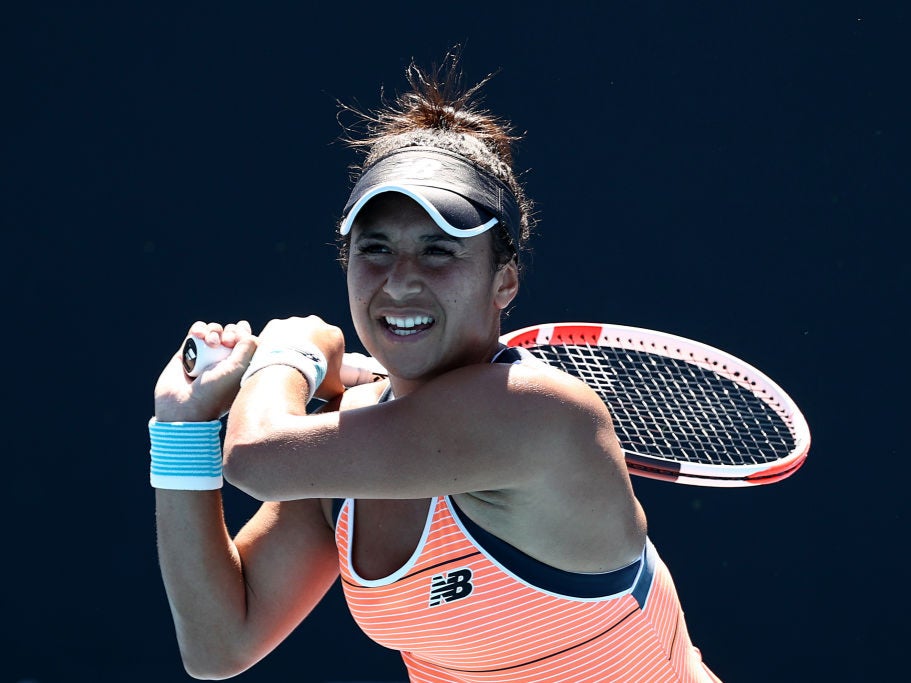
[347, 264, 371, 295]
[347, 271, 370, 315]
[349, 293, 368, 311]
[443, 272, 497, 311]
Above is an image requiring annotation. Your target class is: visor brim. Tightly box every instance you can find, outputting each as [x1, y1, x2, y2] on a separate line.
[339, 185, 499, 238]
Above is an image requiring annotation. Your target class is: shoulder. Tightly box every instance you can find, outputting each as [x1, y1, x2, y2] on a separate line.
[403, 360, 617, 468]
[488, 356, 613, 427]
[448, 362, 643, 569]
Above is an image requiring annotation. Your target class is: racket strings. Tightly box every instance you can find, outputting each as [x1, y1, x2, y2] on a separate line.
[528, 343, 796, 467]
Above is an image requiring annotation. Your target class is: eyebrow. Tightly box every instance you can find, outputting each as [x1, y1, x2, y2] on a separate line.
[355, 229, 465, 245]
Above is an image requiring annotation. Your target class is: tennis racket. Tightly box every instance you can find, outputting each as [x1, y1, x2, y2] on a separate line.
[501, 323, 810, 487]
[183, 322, 810, 487]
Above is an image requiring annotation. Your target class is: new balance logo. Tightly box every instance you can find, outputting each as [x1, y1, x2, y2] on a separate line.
[398, 158, 443, 180]
[428, 568, 474, 607]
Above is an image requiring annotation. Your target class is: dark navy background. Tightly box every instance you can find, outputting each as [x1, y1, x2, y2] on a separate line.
[4, 3, 905, 682]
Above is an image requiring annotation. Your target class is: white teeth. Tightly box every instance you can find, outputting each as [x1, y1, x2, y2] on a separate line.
[384, 315, 433, 333]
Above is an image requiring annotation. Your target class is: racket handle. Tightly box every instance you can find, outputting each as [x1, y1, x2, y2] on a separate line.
[339, 352, 388, 386]
[182, 337, 231, 377]
[181, 337, 388, 386]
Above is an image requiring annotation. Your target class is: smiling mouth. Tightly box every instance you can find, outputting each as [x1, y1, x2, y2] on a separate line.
[383, 315, 435, 336]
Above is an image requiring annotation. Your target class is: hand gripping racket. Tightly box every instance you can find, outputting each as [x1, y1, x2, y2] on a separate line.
[183, 322, 811, 487]
[181, 337, 387, 386]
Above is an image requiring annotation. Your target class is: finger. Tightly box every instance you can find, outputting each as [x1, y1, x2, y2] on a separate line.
[222, 320, 253, 347]
[204, 322, 224, 347]
[188, 320, 210, 338]
[187, 321, 225, 345]
[222, 323, 240, 346]
[232, 334, 258, 364]
[197, 334, 257, 383]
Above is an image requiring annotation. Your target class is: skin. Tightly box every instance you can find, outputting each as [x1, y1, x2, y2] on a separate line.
[347, 193, 513, 395]
[154, 193, 647, 679]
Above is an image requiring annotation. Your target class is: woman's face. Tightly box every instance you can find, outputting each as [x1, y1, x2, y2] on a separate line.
[346, 193, 518, 389]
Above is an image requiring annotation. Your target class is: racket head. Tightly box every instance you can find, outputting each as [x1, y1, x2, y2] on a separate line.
[500, 323, 811, 487]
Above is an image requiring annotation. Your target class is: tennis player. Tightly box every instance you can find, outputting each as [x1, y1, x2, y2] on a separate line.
[151, 54, 722, 682]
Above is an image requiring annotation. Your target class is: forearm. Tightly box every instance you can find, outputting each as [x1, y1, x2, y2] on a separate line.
[151, 323, 309, 677]
[223, 367, 316, 499]
[155, 490, 253, 679]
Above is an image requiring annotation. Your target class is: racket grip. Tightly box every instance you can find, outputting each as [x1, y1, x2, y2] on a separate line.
[339, 352, 388, 386]
[182, 337, 232, 377]
[181, 338, 387, 386]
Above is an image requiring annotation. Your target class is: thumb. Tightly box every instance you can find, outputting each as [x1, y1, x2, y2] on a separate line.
[208, 335, 258, 381]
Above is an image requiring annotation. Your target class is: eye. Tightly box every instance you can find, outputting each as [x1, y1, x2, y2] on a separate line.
[354, 241, 391, 255]
[424, 245, 456, 257]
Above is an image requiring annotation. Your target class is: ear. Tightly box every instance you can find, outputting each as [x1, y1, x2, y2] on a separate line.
[493, 259, 519, 310]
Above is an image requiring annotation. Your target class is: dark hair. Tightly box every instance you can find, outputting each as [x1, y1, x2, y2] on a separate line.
[336, 49, 534, 273]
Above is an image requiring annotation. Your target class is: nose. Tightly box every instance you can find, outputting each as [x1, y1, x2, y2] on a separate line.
[382, 255, 423, 301]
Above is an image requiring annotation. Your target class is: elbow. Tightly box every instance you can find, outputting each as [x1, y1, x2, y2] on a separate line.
[223, 410, 316, 502]
[222, 417, 264, 498]
[223, 418, 285, 500]
[172, 616, 267, 680]
[180, 649, 255, 680]
[183, 664, 239, 681]
[222, 441, 269, 501]
[176, 629, 270, 680]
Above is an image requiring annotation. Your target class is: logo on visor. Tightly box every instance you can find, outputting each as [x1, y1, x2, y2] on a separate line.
[397, 158, 443, 180]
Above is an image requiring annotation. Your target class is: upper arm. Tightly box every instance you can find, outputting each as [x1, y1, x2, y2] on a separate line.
[228, 498, 339, 666]
[224, 362, 618, 501]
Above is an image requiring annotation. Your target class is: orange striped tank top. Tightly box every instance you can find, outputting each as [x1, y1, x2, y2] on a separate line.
[336, 496, 720, 682]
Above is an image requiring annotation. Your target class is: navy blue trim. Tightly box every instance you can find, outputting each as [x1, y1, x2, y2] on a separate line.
[631, 539, 657, 609]
[448, 497, 641, 599]
[491, 344, 535, 366]
[491, 345, 523, 365]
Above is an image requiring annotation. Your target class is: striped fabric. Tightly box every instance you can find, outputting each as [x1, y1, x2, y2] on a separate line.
[148, 418, 223, 490]
[337, 497, 720, 682]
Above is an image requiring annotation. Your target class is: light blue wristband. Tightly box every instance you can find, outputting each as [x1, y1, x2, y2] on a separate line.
[149, 418, 223, 490]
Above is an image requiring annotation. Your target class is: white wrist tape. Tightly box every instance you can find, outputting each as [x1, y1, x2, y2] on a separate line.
[149, 418, 223, 490]
[240, 343, 328, 402]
